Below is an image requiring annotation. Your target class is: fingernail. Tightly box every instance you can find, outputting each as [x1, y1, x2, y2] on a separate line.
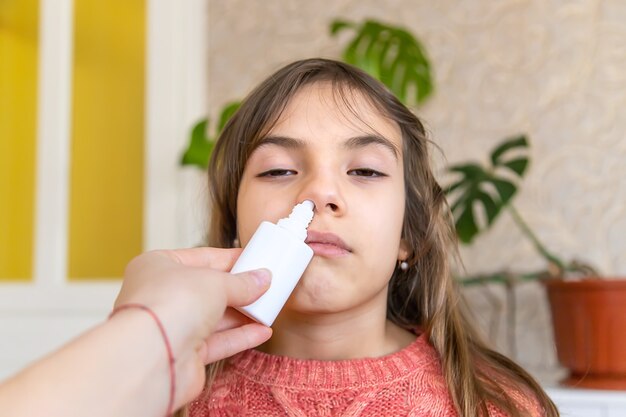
[251, 269, 271, 287]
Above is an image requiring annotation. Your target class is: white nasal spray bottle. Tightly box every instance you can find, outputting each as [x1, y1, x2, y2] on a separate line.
[230, 200, 315, 326]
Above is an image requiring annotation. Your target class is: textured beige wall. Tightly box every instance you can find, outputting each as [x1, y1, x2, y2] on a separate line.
[207, 0, 626, 381]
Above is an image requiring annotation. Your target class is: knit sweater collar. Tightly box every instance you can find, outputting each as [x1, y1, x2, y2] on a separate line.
[227, 332, 436, 390]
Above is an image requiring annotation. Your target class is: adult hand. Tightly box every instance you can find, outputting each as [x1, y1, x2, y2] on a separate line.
[113, 247, 272, 407]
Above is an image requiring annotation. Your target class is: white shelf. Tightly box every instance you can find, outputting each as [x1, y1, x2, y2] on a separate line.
[545, 386, 626, 417]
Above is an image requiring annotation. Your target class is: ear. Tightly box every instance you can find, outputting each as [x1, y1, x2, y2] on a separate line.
[397, 238, 410, 261]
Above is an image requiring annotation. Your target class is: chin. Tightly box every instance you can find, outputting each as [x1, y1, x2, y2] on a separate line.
[285, 280, 347, 313]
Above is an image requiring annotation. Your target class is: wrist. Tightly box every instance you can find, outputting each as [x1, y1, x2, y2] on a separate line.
[109, 304, 176, 417]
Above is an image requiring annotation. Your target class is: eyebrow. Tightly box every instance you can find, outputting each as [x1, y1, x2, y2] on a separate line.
[256, 135, 306, 150]
[344, 135, 399, 160]
[257, 134, 399, 160]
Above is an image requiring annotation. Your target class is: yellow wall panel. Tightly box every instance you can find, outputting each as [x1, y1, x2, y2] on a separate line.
[0, 0, 38, 281]
[68, 0, 145, 279]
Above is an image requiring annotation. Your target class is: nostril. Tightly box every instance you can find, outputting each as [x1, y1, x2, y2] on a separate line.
[328, 203, 338, 211]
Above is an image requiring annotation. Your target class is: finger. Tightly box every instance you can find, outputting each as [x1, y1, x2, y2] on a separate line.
[214, 308, 256, 332]
[200, 324, 273, 364]
[158, 247, 243, 271]
[225, 269, 271, 306]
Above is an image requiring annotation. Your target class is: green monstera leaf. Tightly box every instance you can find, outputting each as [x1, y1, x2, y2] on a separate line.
[445, 135, 529, 244]
[331, 19, 434, 106]
[181, 101, 241, 169]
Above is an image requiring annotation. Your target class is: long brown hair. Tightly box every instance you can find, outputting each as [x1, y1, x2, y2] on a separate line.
[179, 58, 558, 417]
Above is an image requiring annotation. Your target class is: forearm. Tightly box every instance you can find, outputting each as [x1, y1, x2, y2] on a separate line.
[0, 310, 173, 417]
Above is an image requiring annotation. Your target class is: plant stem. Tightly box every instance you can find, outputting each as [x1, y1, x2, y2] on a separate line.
[459, 270, 549, 286]
[505, 280, 517, 360]
[507, 204, 566, 274]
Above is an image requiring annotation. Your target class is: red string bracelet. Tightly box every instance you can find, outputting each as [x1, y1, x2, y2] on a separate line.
[109, 303, 176, 417]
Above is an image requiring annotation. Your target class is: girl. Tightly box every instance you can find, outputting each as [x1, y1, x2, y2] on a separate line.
[184, 58, 558, 416]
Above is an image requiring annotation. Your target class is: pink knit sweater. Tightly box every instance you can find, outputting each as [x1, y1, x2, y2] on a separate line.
[190, 333, 541, 416]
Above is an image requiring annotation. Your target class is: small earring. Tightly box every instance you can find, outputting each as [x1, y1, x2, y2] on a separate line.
[399, 260, 409, 271]
[233, 238, 240, 248]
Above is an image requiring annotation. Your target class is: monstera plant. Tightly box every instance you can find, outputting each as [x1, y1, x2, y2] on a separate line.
[444, 135, 594, 285]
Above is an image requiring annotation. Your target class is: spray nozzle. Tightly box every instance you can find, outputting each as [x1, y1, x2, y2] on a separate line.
[276, 200, 315, 241]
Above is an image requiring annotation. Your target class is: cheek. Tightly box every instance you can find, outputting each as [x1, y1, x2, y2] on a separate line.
[236, 186, 294, 246]
[235, 187, 254, 244]
[359, 223, 400, 281]
[357, 187, 405, 238]
[355, 189, 405, 268]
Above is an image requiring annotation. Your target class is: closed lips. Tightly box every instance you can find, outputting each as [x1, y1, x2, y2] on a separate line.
[305, 230, 352, 255]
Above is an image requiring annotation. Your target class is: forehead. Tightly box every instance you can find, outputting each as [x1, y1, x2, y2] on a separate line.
[267, 82, 402, 146]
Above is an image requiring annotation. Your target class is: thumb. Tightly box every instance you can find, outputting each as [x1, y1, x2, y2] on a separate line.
[224, 269, 272, 307]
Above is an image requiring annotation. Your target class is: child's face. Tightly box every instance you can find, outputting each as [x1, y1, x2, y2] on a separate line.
[237, 82, 408, 315]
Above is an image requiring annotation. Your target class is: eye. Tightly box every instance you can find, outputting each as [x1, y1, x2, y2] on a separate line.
[257, 169, 297, 177]
[348, 168, 387, 177]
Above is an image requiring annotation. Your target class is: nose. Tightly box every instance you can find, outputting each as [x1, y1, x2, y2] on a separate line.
[296, 171, 345, 216]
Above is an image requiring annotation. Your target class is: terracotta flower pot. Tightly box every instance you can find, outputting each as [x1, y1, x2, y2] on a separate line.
[545, 279, 626, 390]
